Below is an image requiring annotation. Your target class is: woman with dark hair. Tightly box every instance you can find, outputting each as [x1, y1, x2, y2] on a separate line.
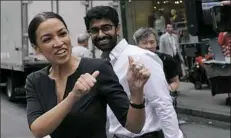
[25, 11, 150, 138]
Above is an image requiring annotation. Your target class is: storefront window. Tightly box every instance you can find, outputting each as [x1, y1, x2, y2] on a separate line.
[124, 0, 189, 44]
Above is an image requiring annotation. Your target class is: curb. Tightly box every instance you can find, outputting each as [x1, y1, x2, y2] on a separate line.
[176, 106, 230, 122]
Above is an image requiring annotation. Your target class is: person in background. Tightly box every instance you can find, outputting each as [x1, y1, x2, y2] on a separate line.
[159, 24, 185, 78]
[219, 1, 231, 59]
[218, 32, 231, 57]
[133, 27, 180, 100]
[72, 33, 93, 58]
[154, 12, 166, 36]
[85, 6, 184, 138]
[170, 9, 180, 23]
[179, 29, 190, 44]
[25, 11, 150, 138]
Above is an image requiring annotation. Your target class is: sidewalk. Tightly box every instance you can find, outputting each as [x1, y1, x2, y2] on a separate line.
[176, 82, 230, 122]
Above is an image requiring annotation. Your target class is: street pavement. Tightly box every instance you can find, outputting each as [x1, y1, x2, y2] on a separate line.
[1, 92, 33, 138]
[1, 87, 230, 138]
[177, 82, 230, 122]
[0, 82, 230, 138]
[180, 123, 230, 138]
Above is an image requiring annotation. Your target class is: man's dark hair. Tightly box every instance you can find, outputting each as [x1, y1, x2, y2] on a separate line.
[84, 6, 119, 30]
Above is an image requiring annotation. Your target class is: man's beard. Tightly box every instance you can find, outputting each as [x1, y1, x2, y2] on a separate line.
[93, 35, 117, 51]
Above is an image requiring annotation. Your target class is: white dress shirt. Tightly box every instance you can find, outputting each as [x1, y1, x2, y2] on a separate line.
[72, 45, 93, 58]
[167, 33, 177, 56]
[154, 16, 166, 33]
[107, 39, 183, 138]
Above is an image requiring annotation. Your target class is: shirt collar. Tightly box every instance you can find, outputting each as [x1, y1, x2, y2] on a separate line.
[167, 32, 172, 36]
[109, 39, 128, 61]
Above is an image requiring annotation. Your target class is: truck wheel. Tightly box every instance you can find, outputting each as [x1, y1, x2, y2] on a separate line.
[6, 77, 16, 101]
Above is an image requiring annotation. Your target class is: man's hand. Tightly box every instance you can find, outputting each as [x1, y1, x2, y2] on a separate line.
[127, 56, 150, 97]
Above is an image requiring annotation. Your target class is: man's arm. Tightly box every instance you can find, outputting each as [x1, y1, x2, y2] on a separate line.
[98, 60, 145, 133]
[169, 76, 180, 92]
[165, 54, 180, 91]
[139, 52, 184, 138]
[175, 35, 184, 63]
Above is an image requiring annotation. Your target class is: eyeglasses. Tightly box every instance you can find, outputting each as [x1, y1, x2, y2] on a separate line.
[88, 24, 114, 35]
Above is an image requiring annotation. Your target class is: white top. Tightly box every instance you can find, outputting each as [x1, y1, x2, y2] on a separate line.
[72, 46, 93, 58]
[154, 16, 166, 33]
[107, 39, 184, 138]
[167, 33, 177, 56]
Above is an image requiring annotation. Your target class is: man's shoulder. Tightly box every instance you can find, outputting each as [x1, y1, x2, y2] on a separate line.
[160, 33, 167, 38]
[73, 45, 88, 51]
[122, 45, 163, 66]
[72, 46, 81, 53]
[156, 51, 175, 63]
[72, 46, 92, 57]
[156, 52, 172, 58]
[125, 44, 155, 57]
[172, 33, 179, 38]
[160, 34, 168, 41]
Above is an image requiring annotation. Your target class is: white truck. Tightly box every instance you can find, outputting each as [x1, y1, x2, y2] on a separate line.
[0, 0, 122, 101]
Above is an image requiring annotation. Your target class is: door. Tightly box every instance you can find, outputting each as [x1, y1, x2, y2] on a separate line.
[26, 1, 53, 57]
[1, 1, 23, 71]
